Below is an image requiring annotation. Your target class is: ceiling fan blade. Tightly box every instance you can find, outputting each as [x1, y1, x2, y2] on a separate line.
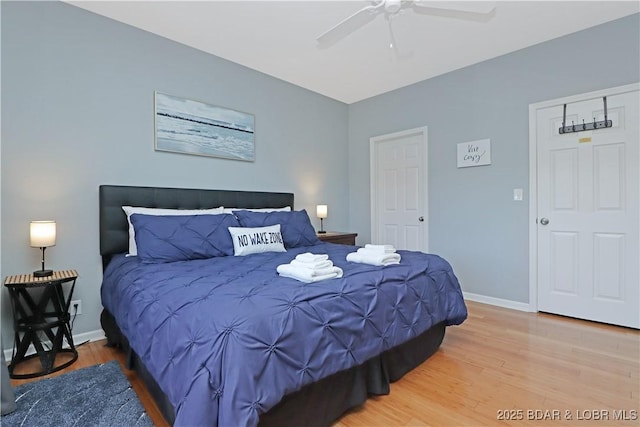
[412, 1, 496, 15]
[317, 2, 386, 47]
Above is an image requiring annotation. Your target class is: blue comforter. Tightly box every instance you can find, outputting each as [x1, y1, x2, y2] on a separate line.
[101, 243, 467, 426]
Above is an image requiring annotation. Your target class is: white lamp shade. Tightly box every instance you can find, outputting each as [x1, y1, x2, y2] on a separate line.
[316, 205, 328, 219]
[30, 221, 56, 248]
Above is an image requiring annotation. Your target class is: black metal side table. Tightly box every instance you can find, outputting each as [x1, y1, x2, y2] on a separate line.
[4, 269, 79, 379]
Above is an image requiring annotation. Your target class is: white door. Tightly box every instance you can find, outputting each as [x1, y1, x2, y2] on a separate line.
[370, 127, 428, 252]
[535, 88, 639, 328]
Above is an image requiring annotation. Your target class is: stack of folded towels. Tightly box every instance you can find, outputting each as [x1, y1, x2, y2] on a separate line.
[346, 244, 401, 266]
[277, 253, 344, 283]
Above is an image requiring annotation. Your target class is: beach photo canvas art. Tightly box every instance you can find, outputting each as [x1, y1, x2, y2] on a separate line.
[155, 92, 255, 161]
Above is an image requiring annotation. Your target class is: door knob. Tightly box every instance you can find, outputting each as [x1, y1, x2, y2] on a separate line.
[540, 217, 549, 225]
[418, 216, 424, 222]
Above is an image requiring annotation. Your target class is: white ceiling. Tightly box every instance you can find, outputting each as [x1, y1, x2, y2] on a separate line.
[66, 1, 639, 104]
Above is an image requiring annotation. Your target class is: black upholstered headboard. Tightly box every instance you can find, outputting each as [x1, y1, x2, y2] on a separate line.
[99, 185, 294, 267]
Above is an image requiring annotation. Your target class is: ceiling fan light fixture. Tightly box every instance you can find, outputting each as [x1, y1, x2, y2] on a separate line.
[384, 0, 402, 14]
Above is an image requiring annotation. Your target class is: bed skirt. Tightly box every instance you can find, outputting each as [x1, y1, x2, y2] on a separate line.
[100, 309, 446, 426]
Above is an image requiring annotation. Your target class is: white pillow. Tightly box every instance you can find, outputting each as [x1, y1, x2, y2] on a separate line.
[223, 206, 291, 214]
[122, 206, 225, 255]
[228, 224, 286, 256]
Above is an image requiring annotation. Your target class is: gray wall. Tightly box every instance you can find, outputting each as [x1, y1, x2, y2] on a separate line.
[348, 13, 640, 303]
[1, 1, 349, 344]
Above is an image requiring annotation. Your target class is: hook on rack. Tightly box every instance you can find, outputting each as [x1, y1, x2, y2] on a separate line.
[559, 96, 613, 134]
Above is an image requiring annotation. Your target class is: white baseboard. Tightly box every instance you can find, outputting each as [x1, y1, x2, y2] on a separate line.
[3, 329, 106, 362]
[463, 291, 534, 312]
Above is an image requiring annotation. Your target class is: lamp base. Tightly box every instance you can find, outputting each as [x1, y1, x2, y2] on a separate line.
[33, 269, 53, 278]
[317, 230, 327, 234]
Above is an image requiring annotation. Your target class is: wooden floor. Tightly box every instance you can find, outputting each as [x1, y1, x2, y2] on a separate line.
[9, 301, 639, 426]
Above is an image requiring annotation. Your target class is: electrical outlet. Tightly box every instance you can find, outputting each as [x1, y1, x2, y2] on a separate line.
[71, 299, 82, 315]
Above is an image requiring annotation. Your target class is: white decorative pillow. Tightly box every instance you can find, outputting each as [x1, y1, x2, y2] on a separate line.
[228, 224, 287, 256]
[223, 206, 291, 214]
[122, 206, 225, 255]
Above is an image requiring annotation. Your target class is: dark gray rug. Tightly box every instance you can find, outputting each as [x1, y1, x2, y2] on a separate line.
[1, 360, 153, 427]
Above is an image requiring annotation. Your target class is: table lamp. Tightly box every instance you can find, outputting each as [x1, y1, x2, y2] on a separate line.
[316, 205, 328, 234]
[30, 221, 56, 277]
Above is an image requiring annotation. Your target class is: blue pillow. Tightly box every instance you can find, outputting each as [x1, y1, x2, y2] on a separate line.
[233, 209, 320, 248]
[130, 213, 239, 263]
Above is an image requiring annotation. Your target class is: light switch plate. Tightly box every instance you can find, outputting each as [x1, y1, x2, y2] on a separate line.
[513, 188, 523, 201]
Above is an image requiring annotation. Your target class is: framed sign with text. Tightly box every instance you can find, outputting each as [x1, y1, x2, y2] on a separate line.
[457, 138, 491, 168]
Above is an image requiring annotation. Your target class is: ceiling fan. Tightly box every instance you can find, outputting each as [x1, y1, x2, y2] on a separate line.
[317, 0, 497, 47]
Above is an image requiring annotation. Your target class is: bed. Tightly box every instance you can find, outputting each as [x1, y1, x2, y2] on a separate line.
[98, 184, 467, 427]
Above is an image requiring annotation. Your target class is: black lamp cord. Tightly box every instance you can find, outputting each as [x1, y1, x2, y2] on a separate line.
[71, 302, 79, 331]
[70, 303, 89, 347]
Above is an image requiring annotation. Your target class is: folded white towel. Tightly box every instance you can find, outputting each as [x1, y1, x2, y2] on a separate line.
[346, 251, 401, 266]
[277, 263, 344, 283]
[290, 259, 333, 270]
[357, 247, 397, 257]
[310, 266, 342, 276]
[295, 253, 329, 263]
[364, 244, 396, 254]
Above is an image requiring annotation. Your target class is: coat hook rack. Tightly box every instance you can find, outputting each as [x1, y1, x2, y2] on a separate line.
[559, 96, 613, 134]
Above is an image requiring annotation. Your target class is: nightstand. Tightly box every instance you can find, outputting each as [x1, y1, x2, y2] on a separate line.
[4, 269, 79, 379]
[317, 232, 358, 246]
